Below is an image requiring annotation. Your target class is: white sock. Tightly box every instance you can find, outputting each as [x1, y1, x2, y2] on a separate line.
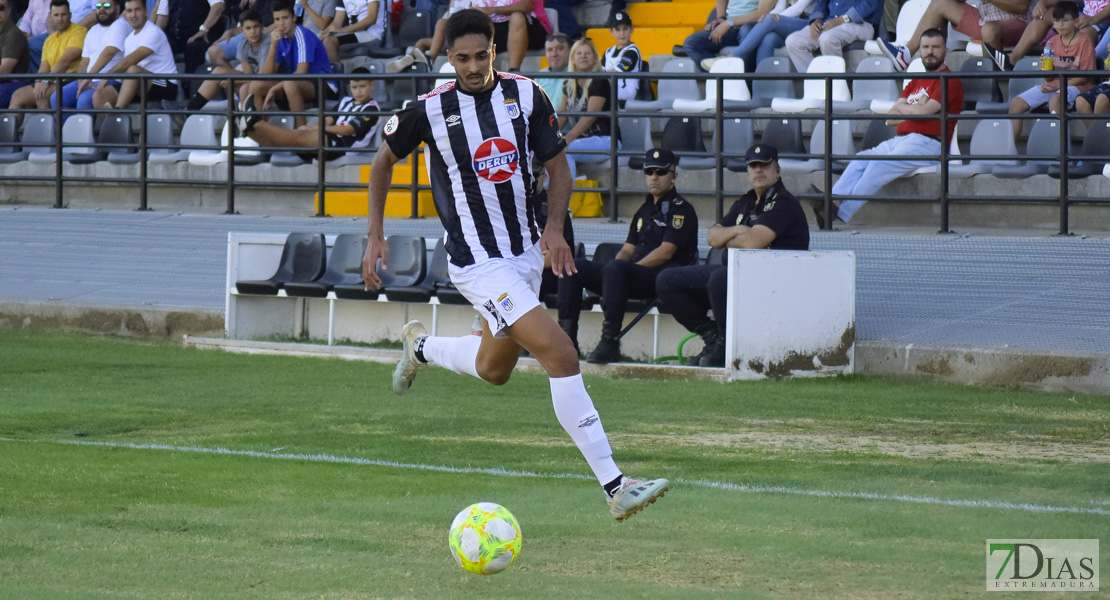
[549, 374, 621, 487]
[422, 334, 482, 379]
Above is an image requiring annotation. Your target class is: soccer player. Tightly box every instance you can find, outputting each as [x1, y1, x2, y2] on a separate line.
[361, 8, 670, 523]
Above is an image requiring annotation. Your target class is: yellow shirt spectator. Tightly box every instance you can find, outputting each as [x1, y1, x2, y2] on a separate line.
[42, 24, 87, 73]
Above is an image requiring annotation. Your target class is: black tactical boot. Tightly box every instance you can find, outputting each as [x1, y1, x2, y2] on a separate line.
[586, 320, 623, 364]
[690, 323, 720, 366]
[698, 334, 726, 368]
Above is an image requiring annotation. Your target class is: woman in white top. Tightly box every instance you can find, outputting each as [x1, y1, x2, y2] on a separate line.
[728, 0, 814, 69]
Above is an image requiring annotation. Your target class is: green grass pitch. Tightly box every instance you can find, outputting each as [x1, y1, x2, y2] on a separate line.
[0, 328, 1107, 599]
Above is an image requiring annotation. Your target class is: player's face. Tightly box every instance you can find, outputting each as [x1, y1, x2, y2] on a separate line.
[747, 160, 780, 194]
[610, 24, 632, 46]
[96, 0, 120, 25]
[123, 0, 146, 29]
[919, 35, 947, 71]
[242, 19, 262, 43]
[349, 79, 373, 103]
[545, 38, 569, 71]
[572, 45, 596, 71]
[50, 5, 71, 31]
[644, 167, 675, 198]
[448, 33, 495, 94]
[273, 9, 296, 36]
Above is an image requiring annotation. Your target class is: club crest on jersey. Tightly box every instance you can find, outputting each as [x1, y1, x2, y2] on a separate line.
[497, 292, 515, 313]
[473, 137, 519, 183]
[504, 99, 520, 119]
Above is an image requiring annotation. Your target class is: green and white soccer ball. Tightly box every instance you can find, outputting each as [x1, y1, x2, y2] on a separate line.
[447, 502, 522, 575]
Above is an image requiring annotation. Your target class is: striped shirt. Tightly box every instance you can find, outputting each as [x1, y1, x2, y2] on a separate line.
[383, 72, 566, 267]
[602, 42, 643, 103]
[333, 96, 380, 149]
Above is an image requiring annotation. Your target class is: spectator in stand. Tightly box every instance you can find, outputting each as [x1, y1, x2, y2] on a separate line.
[245, 0, 334, 127]
[655, 143, 809, 368]
[784, 0, 881, 72]
[20, 0, 51, 73]
[820, 29, 963, 226]
[719, 0, 814, 70]
[556, 147, 699, 364]
[544, 0, 583, 40]
[149, 0, 166, 29]
[9, 0, 84, 114]
[557, 37, 616, 181]
[94, 0, 178, 108]
[295, 0, 337, 39]
[600, 10, 641, 104]
[470, 0, 552, 71]
[879, 0, 1031, 72]
[682, 0, 776, 71]
[167, 0, 226, 88]
[67, 0, 99, 29]
[182, 8, 270, 111]
[538, 30, 568, 109]
[1008, 1, 1094, 138]
[236, 65, 379, 161]
[385, 0, 469, 73]
[320, 0, 389, 63]
[0, 0, 31, 109]
[59, 0, 128, 111]
[984, 0, 1108, 69]
[205, 0, 278, 70]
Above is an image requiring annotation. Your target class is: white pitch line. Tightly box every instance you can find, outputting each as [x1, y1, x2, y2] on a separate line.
[2, 437, 1108, 517]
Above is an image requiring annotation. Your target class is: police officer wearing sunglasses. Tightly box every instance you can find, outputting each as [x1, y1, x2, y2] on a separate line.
[557, 147, 699, 364]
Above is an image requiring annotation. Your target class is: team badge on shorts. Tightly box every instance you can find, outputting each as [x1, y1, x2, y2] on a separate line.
[672, 215, 685, 229]
[473, 137, 519, 183]
[497, 292, 515, 313]
[504, 99, 520, 119]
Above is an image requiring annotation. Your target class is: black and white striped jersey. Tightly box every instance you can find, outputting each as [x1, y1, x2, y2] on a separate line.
[333, 96, 380, 149]
[602, 42, 643, 103]
[382, 71, 567, 268]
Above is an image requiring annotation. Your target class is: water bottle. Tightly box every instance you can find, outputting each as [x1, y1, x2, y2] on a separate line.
[1042, 46, 1054, 71]
[471, 314, 483, 336]
[294, 1, 304, 17]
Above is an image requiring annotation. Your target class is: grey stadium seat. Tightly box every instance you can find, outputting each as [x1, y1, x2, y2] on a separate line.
[234, 232, 327, 295]
[0, 113, 23, 163]
[992, 119, 1066, 178]
[625, 57, 699, 113]
[947, 118, 1018, 177]
[110, 113, 172, 164]
[725, 56, 798, 111]
[975, 56, 1043, 113]
[150, 114, 217, 164]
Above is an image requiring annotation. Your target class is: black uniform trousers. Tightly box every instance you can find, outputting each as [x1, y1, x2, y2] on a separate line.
[655, 264, 730, 337]
[557, 258, 659, 325]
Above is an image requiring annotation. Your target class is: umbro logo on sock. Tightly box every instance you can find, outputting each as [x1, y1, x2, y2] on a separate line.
[578, 414, 599, 428]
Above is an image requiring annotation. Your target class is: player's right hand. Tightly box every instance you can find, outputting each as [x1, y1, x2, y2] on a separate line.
[363, 233, 389, 291]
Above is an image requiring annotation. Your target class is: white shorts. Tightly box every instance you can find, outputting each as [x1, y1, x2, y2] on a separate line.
[1016, 85, 1082, 110]
[448, 244, 543, 339]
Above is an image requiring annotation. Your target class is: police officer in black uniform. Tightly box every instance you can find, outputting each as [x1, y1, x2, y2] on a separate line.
[655, 143, 810, 367]
[557, 148, 699, 364]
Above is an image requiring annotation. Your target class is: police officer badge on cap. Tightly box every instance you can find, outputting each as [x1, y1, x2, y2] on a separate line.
[744, 143, 778, 165]
[643, 147, 676, 171]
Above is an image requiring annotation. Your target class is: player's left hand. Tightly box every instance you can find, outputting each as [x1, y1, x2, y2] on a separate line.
[540, 229, 576, 278]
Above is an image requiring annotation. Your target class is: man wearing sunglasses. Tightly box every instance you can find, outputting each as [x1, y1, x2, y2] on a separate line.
[655, 143, 810, 367]
[0, 0, 30, 110]
[64, 0, 129, 110]
[556, 148, 700, 364]
[94, 0, 179, 109]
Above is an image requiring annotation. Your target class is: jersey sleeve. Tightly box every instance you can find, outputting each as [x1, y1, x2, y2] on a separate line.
[382, 103, 428, 159]
[662, 202, 698, 250]
[529, 80, 568, 163]
[615, 47, 641, 72]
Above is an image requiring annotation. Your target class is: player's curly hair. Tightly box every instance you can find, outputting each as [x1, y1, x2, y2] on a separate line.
[445, 8, 495, 49]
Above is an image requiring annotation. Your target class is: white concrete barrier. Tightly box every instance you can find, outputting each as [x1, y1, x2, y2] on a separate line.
[725, 249, 856, 380]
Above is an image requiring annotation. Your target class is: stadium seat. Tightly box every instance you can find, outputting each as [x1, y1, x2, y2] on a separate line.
[98, 114, 134, 161]
[872, 58, 925, 114]
[188, 120, 265, 166]
[947, 118, 1018, 178]
[150, 114, 217, 164]
[619, 115, 651, 169]
[334, 235, 428, 300]
[722, 117, 757, 172]
[662, 116, 714, 170]
[835, 56, 898, 112]
[0, 113, 24, 163]
[625, 57, 699, 113]
[364, 9, 436, 59]
[859, 118, 897, 150]
[671, 57, 749, 113]
[434, 61, 455, 88]
[1048, 119, 1110, 178]
[235, 232, 327, 295]
[284, 234, 368, 298]
[976, 56, 1043, 113]
[726, 56, 797, 110]
[110, 113, 174, 164]
[865, 0, 928, 53]
[958, 57, 1002, 111]
[20, 114, 55, 162]
[381, 238, 450, 303]
[779, 119, 856, 176]
[993, 119, 1065, 178]
[759, 118, 804, 157]
[771, 55, 850, 113]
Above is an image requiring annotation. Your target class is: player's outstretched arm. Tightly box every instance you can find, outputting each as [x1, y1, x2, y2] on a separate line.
[363, 144, 405, 290]
[540, 150, 577, 278]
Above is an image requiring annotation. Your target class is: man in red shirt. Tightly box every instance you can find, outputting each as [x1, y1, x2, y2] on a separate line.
[814, 28, 963, 226]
